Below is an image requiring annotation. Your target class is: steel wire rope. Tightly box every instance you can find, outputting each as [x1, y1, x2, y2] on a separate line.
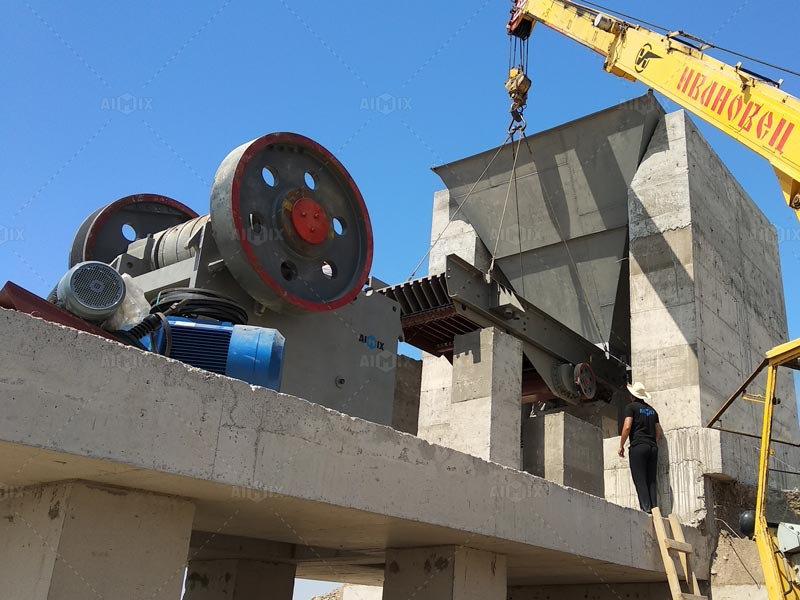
[489, 133, 524, 276]
[408, 131, 514, 281]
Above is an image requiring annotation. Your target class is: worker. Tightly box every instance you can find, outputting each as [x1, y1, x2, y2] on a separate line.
[617, 382, 663, 513]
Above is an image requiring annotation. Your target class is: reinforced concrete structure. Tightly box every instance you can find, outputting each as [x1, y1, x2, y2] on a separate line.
[411, 96, 800, 599]
[1, 96, 797, 599]
[1, 307, 704, 599]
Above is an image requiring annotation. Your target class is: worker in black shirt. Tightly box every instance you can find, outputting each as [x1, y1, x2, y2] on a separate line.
[617, 382, 663, 513]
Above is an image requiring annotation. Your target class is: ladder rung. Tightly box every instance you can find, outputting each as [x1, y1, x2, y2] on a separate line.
[681, 594, 707, 600]
[665, 538, 694, 554]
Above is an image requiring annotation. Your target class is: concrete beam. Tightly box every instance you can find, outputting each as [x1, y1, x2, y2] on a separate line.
[508, 583, 671, 599]
[188, 532, 294, 562]
[383, 546, 506, 600]
[0, 308, 707, 585]
[0, 481, 194, 600]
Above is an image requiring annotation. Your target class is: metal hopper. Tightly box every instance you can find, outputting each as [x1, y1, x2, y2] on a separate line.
[433, 94, 664, 355]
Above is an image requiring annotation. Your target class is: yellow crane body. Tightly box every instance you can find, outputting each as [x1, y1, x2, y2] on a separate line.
[709, 341, 800, 599]
[508, 0, 800, 219]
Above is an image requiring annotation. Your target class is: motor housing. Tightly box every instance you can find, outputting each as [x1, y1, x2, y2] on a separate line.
[143, 316, 285, 391]
[54, 261, 126, 322]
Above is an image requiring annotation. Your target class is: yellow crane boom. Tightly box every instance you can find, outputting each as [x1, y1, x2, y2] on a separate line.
[507, 0, 800, 220]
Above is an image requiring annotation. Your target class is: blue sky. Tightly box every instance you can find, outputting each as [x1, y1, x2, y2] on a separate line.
[2, 1, 798, 597]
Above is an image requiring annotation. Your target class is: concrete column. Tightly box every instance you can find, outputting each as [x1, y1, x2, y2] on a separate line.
[391, 355, 422, 435]
[417, 352, 455, 447]
[449, 328, 522, 468]
[184, 559, 296, 599]
[0, 481, 194, 600]
[341, 585, 383, 599]
[383, 546, 506, 600]
[523, 412, 604, 497]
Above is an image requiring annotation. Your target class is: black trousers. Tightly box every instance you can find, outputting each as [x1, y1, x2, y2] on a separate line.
[629, 443, 658, 512]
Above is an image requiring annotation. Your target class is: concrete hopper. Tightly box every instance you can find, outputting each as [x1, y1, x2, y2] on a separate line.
[433, 94, 664, 354]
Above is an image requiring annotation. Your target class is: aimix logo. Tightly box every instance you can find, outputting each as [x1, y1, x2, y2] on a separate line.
[635, 43, 662, 73]
[358, 333, 385, 352]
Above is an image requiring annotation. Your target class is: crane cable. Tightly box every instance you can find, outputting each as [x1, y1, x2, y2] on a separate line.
[504, 31, 608, 346]
[507, 29, 608, 345]
[580, 0, 800, 79]
[489, 133, 523, 278]
[407, 131, 514, 281]
[485, 125, 607, 352]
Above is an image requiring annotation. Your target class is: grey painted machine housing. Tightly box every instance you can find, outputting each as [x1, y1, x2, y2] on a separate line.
[115, 220, 401, 426]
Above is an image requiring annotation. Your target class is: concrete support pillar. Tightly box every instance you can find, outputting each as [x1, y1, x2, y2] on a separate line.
[391, 355, 422, 435]
[417, 352, 455, 446]
[449, 328, 522, 468]
[417, 328, 523, 468]
[184, 559, 296, 599]
[340, 584, 383, 599]
[627, 111, 798, 437]
[0, 481, 194, 600]
[522, 412, 604, 497]
[383, 546, 506, 600]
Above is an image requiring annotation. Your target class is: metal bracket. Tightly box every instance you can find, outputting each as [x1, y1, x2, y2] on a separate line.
[444, 254, 626, 389]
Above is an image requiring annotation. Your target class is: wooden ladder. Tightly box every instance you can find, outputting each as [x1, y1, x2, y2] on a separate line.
[651, 507, 707, 600]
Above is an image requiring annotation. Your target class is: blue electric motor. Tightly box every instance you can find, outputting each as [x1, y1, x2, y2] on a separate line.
[143, 317, 285, 391]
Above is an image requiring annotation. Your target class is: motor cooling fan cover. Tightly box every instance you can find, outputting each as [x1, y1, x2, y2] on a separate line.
[56, 261, 126, 322]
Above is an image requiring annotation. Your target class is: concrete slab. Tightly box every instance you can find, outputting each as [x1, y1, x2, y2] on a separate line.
[0, 308, 707, 586]
[508, 583, 672, 599]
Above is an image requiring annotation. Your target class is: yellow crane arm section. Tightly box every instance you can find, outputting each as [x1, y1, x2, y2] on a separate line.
[508, 0, 800, 220]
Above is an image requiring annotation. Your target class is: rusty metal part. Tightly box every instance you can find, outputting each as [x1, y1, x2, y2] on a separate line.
[575, 362, 597, 399]
[379, 273, 479, 357]
[379, 255, 625, 403]
[0, 281, 122, 343]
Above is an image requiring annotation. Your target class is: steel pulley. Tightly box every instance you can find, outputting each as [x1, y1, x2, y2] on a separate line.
[210, 132, 373, 313]
[69, 194, 199, 267]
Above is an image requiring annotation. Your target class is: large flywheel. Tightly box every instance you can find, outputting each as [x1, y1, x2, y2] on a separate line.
[210, 133, 373, 313]
[69, 194, 198, 267]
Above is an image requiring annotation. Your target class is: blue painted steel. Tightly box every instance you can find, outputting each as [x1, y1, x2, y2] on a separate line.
[226, 324, 285, 390]
[141, 316, 285, 391]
